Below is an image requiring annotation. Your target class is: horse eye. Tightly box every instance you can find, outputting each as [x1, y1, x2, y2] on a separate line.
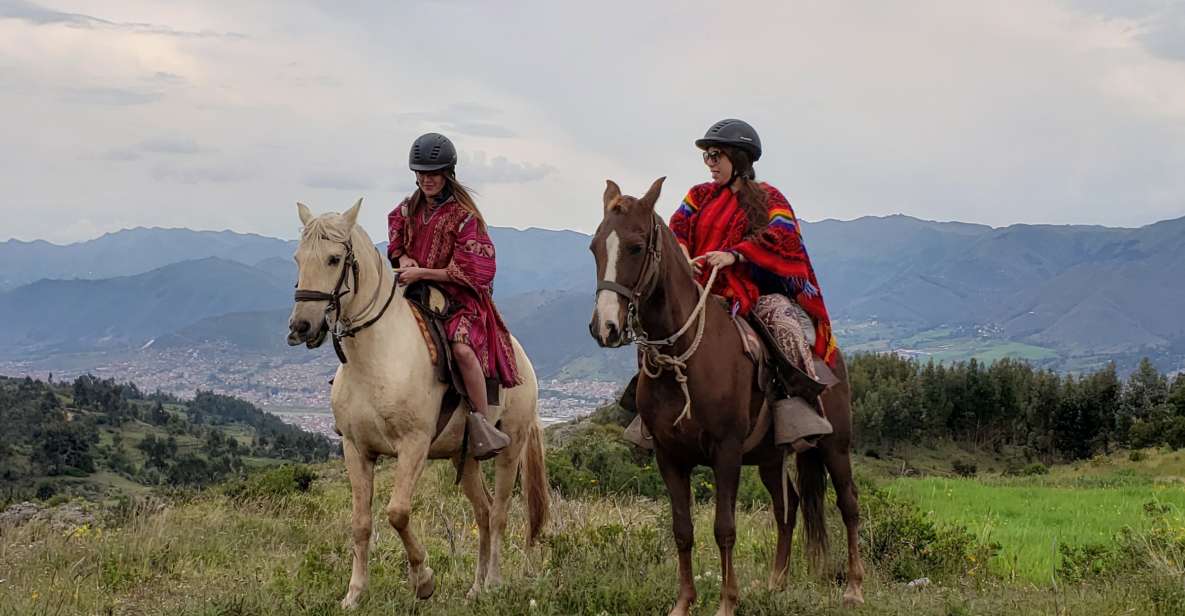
[328, 255, 341, 266]
[628, 244, 644, 255]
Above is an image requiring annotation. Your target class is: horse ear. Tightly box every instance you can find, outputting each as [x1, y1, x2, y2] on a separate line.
[342, 197, 363, 230]
[638, 176, 666, 211]
[603, 180, 622, 210]
[297, 202, 314, 226]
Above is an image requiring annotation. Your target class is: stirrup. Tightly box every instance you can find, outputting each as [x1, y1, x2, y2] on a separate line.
[773, 396, 832, 452]
[467, 413, 510, 461]
[623, 415, 654, 450]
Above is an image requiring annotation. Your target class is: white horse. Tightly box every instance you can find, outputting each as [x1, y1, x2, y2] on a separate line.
[286, 199, 549, 607]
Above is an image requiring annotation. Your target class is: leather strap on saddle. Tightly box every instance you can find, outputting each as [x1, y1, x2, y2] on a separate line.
[747, 315, 828, 401]
[403, 281, 502, 482]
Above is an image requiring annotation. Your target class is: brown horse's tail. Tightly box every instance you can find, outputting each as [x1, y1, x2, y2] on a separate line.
[523, 420, 550, 547]
[797, 447, 829, 573]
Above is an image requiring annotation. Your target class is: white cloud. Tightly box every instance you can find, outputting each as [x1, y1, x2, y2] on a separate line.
[1, 0, 1185, 244]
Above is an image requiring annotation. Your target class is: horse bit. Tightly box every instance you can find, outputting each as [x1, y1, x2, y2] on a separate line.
[293, 238, 399, 364]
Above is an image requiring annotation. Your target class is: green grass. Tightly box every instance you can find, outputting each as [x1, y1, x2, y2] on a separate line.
[3, 460, 1184, 615]
[884, 448, 1185, 583]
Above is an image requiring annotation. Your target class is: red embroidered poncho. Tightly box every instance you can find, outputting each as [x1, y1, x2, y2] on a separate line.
[669, 182, 838, 366]
[387, 197, 521, 387]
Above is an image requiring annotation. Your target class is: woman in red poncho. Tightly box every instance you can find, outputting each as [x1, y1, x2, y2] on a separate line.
[387, 133, 518, 460]
[624, 119, 836, 452]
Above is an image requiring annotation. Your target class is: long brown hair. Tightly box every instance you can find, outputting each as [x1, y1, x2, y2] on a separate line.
[408, 170, 486, 229]
[712, 146, 768, 235]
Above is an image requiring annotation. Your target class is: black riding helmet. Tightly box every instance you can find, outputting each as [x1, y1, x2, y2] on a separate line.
[409, 132, 458, 172]
[695, 118, 762, 162]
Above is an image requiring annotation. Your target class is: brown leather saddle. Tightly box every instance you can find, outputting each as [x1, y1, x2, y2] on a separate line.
[729, 306, 836, 453]
[403, 282, 501, 444]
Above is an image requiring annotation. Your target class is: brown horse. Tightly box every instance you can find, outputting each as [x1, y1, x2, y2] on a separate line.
[589, 178, 865, 615]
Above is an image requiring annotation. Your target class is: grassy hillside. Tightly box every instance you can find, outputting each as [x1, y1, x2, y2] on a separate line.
[2, 381, 1184, 614]
[2, 454, 1182, 615]
[0, 375, 334, 504]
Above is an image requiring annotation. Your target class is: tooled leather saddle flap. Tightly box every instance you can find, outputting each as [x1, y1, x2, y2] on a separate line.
[404, 281, 501, 407]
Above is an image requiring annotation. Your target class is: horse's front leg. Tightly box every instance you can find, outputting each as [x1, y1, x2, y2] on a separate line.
[656, 448, 696, 616]
[711, 442, 742, 616]
[340, 439, 376, 610]
[385, 433, 435, 600]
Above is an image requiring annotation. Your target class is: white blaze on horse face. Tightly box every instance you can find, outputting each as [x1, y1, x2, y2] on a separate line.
[594, 230, 623, 341]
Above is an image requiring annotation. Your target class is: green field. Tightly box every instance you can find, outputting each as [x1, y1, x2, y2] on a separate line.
[841, 324, 1061, 365]
[886, 475, 1185, 582]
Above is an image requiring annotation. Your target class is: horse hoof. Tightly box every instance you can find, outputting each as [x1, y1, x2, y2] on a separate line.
[466, 583, 482, 601]
[842, 588, 865, 607]
[415, 567, 436, 600]
[340, 592, 361, 610]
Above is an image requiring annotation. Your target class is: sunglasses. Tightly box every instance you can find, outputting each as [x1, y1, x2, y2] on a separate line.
[702, 149, 724, 164]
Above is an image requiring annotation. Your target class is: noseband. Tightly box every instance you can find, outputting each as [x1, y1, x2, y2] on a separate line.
[595, 213, 664, 344]
[294, 238, 399, 364]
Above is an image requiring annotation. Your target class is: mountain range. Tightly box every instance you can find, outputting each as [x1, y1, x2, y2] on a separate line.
[2, 214, 1183, 377]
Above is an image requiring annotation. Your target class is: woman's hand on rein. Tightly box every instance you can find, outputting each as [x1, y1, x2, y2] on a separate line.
[394, 266, 437, 285]
[702, 250, 738, 270]
[397, 255, 418, 269]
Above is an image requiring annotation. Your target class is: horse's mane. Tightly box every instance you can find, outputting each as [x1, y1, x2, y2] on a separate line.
[655, 215, 695, 283]
[301, 214, 376, 262]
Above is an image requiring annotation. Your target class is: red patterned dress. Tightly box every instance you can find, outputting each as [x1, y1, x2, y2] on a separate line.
[669, 182, 838, 367]
[387, 197, 521, 387]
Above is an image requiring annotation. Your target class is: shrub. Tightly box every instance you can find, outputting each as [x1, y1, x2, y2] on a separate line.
[546, 423, 769, 507]
[222, 464, 316, 501]
[1057, 543, 1115, 583]
[1022, 462, 1049, 476]
[951, 460, 977, 477]
[1128, 450, 1147, 462]
[35, 481, 57, 501]
[859, 479, 998, 582]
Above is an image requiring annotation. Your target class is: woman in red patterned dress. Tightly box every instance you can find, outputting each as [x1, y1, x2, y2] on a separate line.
[625, 119, 836, 451]
[387, 133, 518, 459]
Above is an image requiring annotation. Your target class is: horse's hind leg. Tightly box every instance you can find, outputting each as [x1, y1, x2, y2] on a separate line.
[655, 450, 696, 616]
[341, 439, 375, 610]
[385, 435, 435, 600]
[758, 457, 798, 590]
[457, 455, 492, 599]
[822, 443, 865, 607]
[486, 430, 526, 589]
[711, 444, 743, 616]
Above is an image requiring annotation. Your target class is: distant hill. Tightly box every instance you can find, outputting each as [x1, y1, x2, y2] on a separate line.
[0, 227, 296, 290]
[0, 226, 593, 298]
[3, 216, 1184, 375]
[0, 257, 293, 357]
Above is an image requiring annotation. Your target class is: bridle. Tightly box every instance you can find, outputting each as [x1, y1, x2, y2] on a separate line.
[594, 211, 720, 426]
[293, 238, 399, 364]
[595, 212, 665, 345]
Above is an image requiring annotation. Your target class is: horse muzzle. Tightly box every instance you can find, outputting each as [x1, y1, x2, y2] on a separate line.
[287, 318, 329, 349]
[589, 315, 626, 348]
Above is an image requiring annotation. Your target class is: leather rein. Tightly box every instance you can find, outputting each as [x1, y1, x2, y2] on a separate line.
[293, 239, 399, 364]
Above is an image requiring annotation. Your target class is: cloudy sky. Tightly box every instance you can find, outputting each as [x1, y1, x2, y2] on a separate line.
[2, 0, 1184, 244]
